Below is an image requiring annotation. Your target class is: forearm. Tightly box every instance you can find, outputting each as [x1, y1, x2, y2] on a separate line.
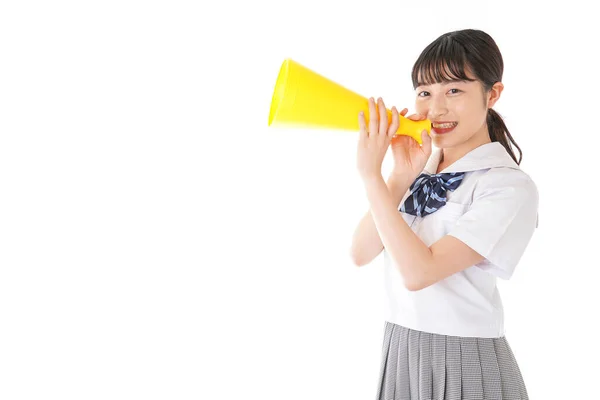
[386, 172, 413, 203]
[350, 173, 413, 265]
[363, 174, 434, 290]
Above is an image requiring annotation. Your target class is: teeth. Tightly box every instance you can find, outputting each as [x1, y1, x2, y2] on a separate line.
[433, 122, 457, 129]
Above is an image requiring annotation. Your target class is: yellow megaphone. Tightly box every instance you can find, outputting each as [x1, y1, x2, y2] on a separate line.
[268, 59, 431, 144]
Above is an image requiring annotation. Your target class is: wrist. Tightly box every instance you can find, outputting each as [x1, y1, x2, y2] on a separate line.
[360, 172, 384, 185]
[386, 172, 415, 202]
[387, 171, 412, 187]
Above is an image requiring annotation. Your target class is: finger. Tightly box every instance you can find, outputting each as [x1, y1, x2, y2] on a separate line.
[388, 106, 399, 139]
[407, 113, 427, 121]
[399, 108, 408, 117]
[421, 129, 433, 157]
[378, 97, 388, 135]
[358, 111, 367, 145]
[368, 97, 378, 137]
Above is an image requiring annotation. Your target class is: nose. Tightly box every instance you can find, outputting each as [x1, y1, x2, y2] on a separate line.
[428, 95, 448, 120]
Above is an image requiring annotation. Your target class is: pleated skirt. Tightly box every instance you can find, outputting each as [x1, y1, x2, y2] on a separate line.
[376, 321, 528, 400]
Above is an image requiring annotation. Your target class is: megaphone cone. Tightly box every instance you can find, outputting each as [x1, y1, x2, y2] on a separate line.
[268, 59, 431, 144]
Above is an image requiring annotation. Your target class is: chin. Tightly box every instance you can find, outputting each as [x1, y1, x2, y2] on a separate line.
[431, 135, 453, 148]
[431, 132, 465, 149]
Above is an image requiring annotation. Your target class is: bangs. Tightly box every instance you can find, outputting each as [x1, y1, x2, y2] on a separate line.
[411, 37, 477, 89]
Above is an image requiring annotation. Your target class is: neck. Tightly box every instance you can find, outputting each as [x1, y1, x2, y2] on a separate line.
[437, 126, 491, 173]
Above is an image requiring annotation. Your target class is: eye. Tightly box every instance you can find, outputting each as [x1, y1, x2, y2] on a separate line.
[449, 88, 461, 94]
[417, 91, 430, 97]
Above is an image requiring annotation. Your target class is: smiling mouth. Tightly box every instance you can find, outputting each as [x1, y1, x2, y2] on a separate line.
[432, 122, 458, 129]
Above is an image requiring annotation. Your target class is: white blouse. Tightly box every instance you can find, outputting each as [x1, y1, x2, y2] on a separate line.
[383, 142, 539, 338]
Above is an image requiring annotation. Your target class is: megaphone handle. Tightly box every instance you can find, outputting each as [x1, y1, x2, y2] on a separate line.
[394, 114, 431, 144]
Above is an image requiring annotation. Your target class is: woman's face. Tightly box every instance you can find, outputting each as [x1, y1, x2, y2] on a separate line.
[414, 71, 502, 150]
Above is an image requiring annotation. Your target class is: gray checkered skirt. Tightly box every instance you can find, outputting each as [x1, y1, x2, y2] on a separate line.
[376, 321, 529, 399]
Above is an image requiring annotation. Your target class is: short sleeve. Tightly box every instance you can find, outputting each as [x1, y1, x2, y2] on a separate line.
[447, 168, 539, 280]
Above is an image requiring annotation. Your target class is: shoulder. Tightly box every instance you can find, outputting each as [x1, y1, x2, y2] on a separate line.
[472, 166, 538, 204]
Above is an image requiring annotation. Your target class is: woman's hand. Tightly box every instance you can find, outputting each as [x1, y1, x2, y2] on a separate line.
[356, 97, 433, 182]
[356, 97, 398, 181]
[389, 109, 432, 179]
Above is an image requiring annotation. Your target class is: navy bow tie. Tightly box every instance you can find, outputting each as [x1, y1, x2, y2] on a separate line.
[399, 172, 465, 217]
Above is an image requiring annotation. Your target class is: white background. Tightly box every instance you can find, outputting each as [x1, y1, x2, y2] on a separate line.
[1, 1, 598, 399]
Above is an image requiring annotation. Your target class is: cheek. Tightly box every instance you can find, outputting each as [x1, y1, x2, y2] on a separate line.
[454, 101, 482, 126]
[414, 102, 427, 116]
[454, 101, 468, 116]
[457, 103, 487, 127]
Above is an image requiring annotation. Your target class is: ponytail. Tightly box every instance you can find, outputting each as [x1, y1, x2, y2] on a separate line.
[487, 108, 522, 165]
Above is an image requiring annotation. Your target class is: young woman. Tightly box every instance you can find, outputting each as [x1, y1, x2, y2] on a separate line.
[350, 29, 538, 399]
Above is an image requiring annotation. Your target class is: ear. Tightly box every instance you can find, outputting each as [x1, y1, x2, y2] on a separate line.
[487, 81, 504, 108]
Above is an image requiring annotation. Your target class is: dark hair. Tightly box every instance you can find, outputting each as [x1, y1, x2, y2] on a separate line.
[411, 29, 522, 165]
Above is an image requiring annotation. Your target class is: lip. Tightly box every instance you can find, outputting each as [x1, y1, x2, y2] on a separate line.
[431, 122, 457, 135]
